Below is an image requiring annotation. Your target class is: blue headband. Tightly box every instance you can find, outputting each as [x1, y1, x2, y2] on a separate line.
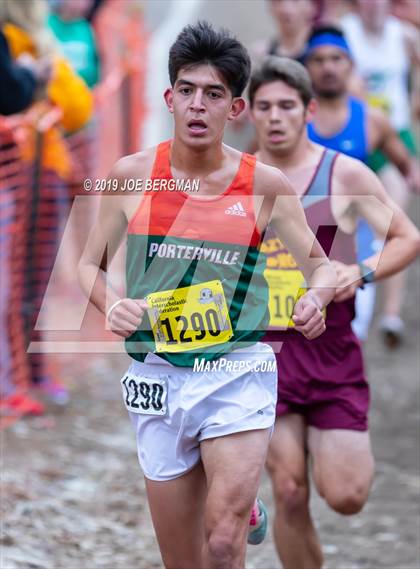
[304, 32, 352, 60]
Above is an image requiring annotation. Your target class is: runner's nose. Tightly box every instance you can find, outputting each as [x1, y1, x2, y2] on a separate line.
[190, 89, 205, 112]
[269, 106, 282, 122]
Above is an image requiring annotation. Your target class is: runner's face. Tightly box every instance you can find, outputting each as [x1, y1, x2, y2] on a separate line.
[306, 46, 351, 98]
[251, 80, 311, 155]
[164, 64, 245, 148]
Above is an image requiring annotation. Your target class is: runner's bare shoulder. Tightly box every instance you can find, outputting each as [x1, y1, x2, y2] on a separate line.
[108, 147, 157, 187]
[333, 152, 378, 198]
[253, 159, 296, 198]
[105, 147, 158, 221]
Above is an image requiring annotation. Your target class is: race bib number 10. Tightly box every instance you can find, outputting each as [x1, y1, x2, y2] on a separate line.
[265, 268, 326, 328]
[265, 268, 305, 328]
[146, 280, 233, 353]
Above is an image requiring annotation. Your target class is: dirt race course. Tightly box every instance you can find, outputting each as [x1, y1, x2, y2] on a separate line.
[1, 260, 419, 569]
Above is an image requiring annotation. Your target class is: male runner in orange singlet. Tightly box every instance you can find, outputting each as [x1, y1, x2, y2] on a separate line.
[78, 22, 336, 569]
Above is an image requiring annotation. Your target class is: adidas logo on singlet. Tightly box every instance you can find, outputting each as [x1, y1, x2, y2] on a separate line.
[225, 201, 247, 217]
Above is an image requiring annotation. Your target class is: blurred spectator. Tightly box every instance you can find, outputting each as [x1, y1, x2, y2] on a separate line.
[317, 0, 355, 24]
[86, 0, 106, 24]
[251, 0, 318, 64]
[1, 0, 93, 134]
[48, 0, 100, 290]
[0, 30, 39, 115]
[342, 0, 419, 346]
[238, 1, 318, 147]
[48, 0, 100, 88]
[0, 0, 93, 411]
[392, 0, 420, 28]
[1, 28, 45, 417]
[250, 1, 356, 64]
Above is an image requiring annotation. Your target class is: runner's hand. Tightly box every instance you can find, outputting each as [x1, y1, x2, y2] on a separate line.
[292, 291, 325, 340]
[107, 299, 148, 338]
[332, 261, 363, 302]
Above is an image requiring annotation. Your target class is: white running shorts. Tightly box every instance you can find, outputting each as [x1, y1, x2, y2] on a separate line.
[120, 342, 277, 481]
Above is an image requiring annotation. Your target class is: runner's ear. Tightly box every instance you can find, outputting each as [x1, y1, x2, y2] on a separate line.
[228, 97, 246, 121]
[305, 98, 317, 123]
[164, 88, 174, 113]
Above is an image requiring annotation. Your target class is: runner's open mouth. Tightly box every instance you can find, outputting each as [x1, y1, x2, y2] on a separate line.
[188, 120, 208, 131]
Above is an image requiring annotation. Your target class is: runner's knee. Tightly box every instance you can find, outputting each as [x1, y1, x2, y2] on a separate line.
[268, 464, 309, 515]
[206, 513, 244, 567]
[207, 529, 236, 567]
[324, 482, 369, 515]
[280, 478, 309, 515]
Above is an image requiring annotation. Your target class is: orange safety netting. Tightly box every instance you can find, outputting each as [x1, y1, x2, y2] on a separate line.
[0, 3, 149, 427]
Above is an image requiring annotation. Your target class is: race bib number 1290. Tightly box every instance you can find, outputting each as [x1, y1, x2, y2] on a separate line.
[121, 373, 167, 415]
[146, 280, 233, 353]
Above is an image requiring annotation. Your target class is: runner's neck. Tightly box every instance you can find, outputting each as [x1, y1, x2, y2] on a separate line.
[257, 139, 319, 180]
[316, 93, 348, 113]
[170, 137, 225, 178]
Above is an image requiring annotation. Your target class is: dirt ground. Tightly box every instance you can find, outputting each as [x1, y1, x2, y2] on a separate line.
[0, 254, 420, 569]
[2, 1, 418, 564]
[1, 262, 419, 569]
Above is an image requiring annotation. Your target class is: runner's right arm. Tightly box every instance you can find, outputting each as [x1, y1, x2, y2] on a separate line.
[78, 157, 148, 338]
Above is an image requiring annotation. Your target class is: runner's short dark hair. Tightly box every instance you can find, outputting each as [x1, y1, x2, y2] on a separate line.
[168, 21, 251, 97]
[249, 56, 314, 108]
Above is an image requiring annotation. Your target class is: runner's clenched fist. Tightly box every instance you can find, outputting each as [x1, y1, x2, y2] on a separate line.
[107, 299, 148, 337]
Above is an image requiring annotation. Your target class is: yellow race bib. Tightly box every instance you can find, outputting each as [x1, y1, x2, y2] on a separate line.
[265, 268, 305, 328]
[265, 269, 326, 329]
[146, 280, 233, 353]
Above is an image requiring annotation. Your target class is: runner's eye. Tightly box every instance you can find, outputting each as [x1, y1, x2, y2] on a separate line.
[179, 87, 192, 95]
[208, 91, 222, 99]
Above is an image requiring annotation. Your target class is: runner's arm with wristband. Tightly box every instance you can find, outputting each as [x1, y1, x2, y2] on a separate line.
[332, 155, 420, 302]
[77, 156, 149, 337]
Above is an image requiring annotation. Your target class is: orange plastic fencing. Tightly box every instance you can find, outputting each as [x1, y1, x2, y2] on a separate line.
[93, 0, 149, 177]
[0, 118, 33, 401]
[0, 107, 69, 428]
[0, 5, 149, 427]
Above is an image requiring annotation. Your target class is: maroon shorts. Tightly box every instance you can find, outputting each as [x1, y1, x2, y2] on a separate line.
[264, 326, 369, 431]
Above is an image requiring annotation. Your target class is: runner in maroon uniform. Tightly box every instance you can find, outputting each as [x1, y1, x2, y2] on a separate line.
[249, 56, 420, 569]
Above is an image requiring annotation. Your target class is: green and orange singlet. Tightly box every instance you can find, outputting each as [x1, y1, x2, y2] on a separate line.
[125, 140, 269, 367]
